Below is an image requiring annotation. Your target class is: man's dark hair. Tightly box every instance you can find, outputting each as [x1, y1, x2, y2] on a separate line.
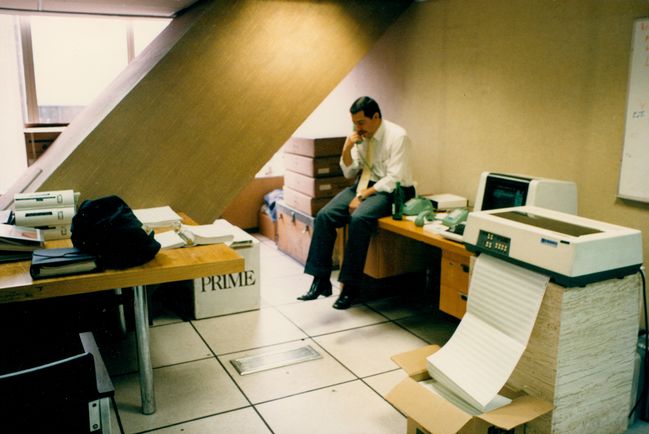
[350, 96, 382, 119]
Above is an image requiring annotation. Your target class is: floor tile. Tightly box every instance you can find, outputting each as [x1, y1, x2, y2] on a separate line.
[276, 296, 388, 336]
[148, 322, 214, 366]
[114, 358, 248, 433]
[192, 307, 307, 355]
[363, 369, 408, 398]
[146, 408, 271, 433]
[314, 322, 428, 378]
[101, 322, 213, 376]
[256, 380, 405, 434]
[260, 250, 304, 279]
[396, 313, 459, 346]
[220, 339, 355, 404]
[257, 242, 286, 259]
[260, 272, 327, 307]
[366, 295, 435, 320]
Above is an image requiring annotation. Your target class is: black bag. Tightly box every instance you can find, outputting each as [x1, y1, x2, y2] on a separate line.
[71, 196, 161, 269]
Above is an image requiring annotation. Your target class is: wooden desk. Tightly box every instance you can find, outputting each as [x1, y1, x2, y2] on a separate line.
[0, 240, 244, 415]
[378, 217, 468, 256]
[378, 217, 473, 318]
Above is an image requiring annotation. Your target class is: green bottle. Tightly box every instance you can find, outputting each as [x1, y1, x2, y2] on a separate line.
[392, 181, 404, 220]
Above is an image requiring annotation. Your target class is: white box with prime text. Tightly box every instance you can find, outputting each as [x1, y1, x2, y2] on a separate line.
[193, 220, 260, 318]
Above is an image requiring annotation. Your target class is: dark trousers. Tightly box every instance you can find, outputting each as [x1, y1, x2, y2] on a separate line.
[304, 183, 415, 286]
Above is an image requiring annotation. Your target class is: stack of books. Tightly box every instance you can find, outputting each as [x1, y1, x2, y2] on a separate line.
[0, 223, 45, 263]
[154, 221, 236, 250]
[132, 205, 183, 231]
[13, 190, 79, 240]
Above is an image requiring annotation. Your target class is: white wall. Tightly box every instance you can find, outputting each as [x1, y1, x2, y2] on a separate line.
[0, 16, 27, 194]
[292, 78, 362, 138]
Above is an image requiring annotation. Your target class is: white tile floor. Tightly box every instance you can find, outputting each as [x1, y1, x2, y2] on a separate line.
[101, 234, 649, 434]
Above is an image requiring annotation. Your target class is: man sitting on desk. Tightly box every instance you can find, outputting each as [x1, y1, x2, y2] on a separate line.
[297, 96, 416, 309]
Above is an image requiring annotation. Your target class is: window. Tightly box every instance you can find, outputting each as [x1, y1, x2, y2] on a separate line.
[18, 15, 170, 125]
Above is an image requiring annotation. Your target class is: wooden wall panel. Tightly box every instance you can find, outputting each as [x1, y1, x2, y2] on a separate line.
[1, 0, 411, 223]
[220, 175, 283, 230]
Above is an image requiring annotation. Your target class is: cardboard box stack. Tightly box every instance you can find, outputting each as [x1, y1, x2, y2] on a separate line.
[277, 136, 350, 264]
[13, 190, 79, 240]
[282, 136, 351, 215]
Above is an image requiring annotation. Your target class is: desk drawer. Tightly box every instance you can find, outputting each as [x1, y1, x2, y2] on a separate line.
[439, 250, 471, 319]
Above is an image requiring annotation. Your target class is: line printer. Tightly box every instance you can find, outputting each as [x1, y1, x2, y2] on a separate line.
[463, 206, 643, 287]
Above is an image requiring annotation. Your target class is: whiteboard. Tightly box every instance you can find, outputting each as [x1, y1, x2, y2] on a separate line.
[619, 18, 649, 202]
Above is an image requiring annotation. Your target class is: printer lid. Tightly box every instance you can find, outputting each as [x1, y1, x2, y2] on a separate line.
[491, 210, 602, 238]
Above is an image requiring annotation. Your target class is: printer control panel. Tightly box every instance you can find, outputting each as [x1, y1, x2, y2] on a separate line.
[477, 230, 511, 256]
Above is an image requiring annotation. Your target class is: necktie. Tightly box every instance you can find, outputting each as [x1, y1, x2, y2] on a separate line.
[356, 138, 374, 194]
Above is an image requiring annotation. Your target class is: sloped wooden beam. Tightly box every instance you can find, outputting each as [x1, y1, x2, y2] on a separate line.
[2, 0, 411, 223]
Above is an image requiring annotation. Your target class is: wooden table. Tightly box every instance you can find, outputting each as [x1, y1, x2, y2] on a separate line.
[0, 239, 244, 415]
[378, 217, 474, 318]
[378, 217, 469, 256]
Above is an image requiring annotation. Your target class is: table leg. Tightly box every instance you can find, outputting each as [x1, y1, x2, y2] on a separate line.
[133, 284, 156, 414]
[114, 288, 127, 336]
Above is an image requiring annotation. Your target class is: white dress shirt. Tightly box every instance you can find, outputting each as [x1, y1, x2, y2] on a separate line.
[340, 119, 414, 193]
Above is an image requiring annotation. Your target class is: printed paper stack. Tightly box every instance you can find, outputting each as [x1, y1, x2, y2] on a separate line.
[425, 254, 549, 415]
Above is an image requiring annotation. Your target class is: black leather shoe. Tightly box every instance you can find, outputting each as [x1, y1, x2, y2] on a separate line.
[297, 278, 332, 301]
[332, 286, 359, 310]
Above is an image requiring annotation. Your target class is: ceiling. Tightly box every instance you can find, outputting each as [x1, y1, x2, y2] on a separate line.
[0, 0, 201, 17]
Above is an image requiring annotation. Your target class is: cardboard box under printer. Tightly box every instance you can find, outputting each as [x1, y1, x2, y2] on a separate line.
[386, 345, 553, 434]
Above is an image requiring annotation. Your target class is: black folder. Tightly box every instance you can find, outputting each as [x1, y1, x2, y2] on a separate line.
[30, 247, 99, 279]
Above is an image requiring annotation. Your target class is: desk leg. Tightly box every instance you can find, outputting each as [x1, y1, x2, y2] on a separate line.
[133, 284, 156, 415]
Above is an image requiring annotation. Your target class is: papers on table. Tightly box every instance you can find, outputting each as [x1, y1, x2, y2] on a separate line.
[155, 220, 237, 250]
[211, 219, 254, 248]
[150, 214, 253, 250]
[133, 206, 182, 230]
[426, 254, 549, 414]
[155, 230, 187, 250]
[178, 223, 234, 246]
